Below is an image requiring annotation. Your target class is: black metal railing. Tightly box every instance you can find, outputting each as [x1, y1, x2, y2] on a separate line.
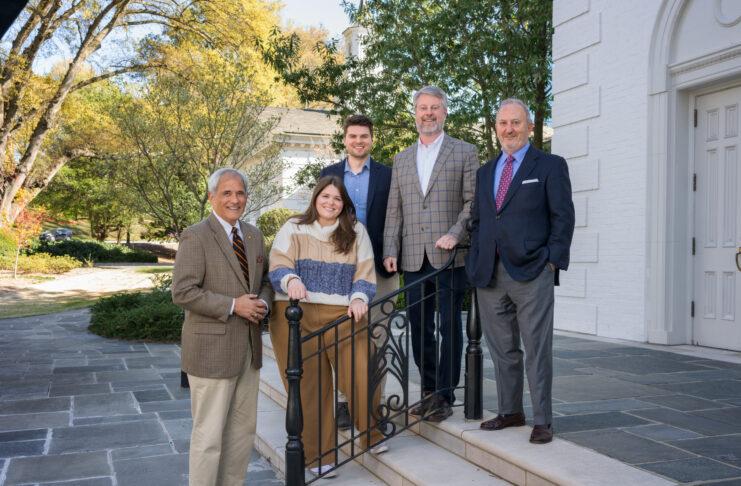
[283, 247, 482, 485]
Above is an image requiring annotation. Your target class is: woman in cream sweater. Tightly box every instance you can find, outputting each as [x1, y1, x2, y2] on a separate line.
[269, 175, 385, 477]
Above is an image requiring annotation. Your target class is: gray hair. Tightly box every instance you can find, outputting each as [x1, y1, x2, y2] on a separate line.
[413, 86, 448, 112]
[498, 98, 533, 124]
[207, 168, 249, 194]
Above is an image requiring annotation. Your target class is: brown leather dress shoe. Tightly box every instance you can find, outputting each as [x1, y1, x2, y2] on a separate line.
[480, 412, 526, 431]
[424, 396, 453, 423]
[409, 392, 434, 416]
[529, 424, 553, 444]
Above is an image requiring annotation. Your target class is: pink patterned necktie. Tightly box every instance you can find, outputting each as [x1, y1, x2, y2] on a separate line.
[496, 154, 514, 211]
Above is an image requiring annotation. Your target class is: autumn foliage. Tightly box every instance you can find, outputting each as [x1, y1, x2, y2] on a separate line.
[0, 189, 46, 278]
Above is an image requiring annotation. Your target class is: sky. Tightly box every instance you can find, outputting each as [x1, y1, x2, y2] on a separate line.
[5, 0, 356, 74]
[280, 0, 354, 40]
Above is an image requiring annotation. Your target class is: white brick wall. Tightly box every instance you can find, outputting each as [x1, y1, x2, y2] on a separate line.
[553, 0, 662, 342]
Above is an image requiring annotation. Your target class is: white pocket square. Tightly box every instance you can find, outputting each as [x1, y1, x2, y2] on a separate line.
[522, 178, 539, 184]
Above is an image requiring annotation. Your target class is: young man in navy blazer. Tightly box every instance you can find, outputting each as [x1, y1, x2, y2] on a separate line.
[466, 99, 575, 444]
[320, 114, 396, 430]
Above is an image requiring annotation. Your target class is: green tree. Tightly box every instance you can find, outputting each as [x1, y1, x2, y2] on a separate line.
[0, 0, 290, 224]
[265, 0, 552, 161]
[112, 39, 285, 239]
[35, 156, 140, 242]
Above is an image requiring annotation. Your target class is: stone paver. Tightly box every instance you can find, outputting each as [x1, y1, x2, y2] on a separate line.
[0, 309, 282, 485]
[3, 306, 741, 485]
[474, 332, 741, 484]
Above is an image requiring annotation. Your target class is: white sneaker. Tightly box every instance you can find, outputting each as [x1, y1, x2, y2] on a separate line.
[309, 464, 337, 478]
[370, 443, 388, 455]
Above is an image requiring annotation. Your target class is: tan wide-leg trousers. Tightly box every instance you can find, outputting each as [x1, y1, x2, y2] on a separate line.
[187, 344, 259, 486]
[270, 301, 383, 468]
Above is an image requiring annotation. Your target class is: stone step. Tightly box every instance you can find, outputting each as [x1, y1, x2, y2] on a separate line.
[256, 390, 385, 485]
[259, 351, 509, 485]
[262, 335, 677, 486]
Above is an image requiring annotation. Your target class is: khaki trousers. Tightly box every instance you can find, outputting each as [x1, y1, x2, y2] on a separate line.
[188, 344, 259, 486]
[270, 301, 383, 469]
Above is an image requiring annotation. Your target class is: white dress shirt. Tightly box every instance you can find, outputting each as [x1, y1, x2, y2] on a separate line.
[416, 131, 445, 195]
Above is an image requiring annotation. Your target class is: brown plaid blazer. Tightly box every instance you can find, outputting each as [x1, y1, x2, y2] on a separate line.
[173, 212, 273, 378]
[383, 134, 478, 271]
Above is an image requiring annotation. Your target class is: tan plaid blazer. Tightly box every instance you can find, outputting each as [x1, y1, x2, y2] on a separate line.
[173, 213, 274, 378]
[383, 134, 478, 271]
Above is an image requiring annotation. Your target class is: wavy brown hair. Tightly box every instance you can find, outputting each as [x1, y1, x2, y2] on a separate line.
[295, 176, 357, 254]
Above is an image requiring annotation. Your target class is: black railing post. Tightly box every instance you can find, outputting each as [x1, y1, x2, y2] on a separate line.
[285, 300, 305, 486]
[464, 289, 483, 420]
[180, 310, 189, 388]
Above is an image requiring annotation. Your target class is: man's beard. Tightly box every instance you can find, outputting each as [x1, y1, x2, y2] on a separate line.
[416, 118, 444, 136]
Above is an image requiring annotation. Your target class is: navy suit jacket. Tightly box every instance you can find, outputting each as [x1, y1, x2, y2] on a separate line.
[320, 158, 394, 278]
[466, 146, 575, 287]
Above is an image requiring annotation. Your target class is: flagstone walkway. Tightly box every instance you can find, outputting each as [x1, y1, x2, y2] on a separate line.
[0, 309, 280, 486]
[2, 307, 741, 485]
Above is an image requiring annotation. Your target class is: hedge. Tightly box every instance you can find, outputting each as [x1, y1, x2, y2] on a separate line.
[0, 253, 82, 273]
[0, 229, 14, 256]
[89, 289, 182, 343]
[257, 208, 299, 250]
[32, 240, 158, 263]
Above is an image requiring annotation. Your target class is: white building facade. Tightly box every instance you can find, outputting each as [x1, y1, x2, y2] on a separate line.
[250, 108, 339, 219]
[552, 0, 741, 350]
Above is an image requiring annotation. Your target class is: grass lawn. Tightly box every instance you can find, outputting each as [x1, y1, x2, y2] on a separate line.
[135, 267, 173, 274]
[0, 296, 100, 320]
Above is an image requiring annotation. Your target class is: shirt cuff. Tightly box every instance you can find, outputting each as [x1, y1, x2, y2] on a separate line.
[230, 298, 235, 315]
[258, 298, 270, 316]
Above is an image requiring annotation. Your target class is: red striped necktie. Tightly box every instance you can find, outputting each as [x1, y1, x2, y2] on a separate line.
[231, 227, 250, 285]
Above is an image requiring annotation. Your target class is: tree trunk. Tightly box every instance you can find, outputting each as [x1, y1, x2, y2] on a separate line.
[0, 0, 132, 222]
[13, 245, 20, 279]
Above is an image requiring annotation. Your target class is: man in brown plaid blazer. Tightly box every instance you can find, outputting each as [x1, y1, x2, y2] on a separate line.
[172, 168, 273, 486]
[383, 86, 478, 421]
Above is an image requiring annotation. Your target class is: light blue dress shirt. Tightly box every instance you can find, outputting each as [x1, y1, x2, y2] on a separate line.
[493, 142, 531, 200]
[343, 157, 371, 226]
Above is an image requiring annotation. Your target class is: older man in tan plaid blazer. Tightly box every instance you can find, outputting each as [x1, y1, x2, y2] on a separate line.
[383, 86, 478, 422]
[172, 168, 273, 486]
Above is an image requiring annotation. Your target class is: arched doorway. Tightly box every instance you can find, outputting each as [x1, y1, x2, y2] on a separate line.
[646, 0, 741, 350]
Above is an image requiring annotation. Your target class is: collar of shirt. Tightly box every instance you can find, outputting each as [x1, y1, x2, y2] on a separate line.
[417, 130, 445, 151]
[343, 157, 371, 174]
[496, 141, 531, 174]
[212, 211, 243, 240]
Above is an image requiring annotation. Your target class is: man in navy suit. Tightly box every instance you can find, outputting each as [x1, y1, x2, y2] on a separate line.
[320, 114, 396, 429]
[466, 99, 574, 444]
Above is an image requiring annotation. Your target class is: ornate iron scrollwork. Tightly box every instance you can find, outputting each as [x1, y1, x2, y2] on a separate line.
[369, 294, 410, 438]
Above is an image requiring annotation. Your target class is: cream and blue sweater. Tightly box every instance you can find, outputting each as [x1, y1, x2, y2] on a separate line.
[269, 219, 376, 305]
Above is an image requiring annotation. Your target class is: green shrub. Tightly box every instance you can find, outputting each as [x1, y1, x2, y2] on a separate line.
[257, 208, 299, 249]
[0, 253, 82, 273]
[89, 290, 182, 343]
[31, 240, 158, 263]
[0, 228, 15, 256]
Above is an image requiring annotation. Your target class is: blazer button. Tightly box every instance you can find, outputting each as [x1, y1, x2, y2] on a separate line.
[423, 204, 428, 209]
[496, 215, 501, 220]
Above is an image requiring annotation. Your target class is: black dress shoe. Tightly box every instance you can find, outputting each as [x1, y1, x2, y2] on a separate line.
[480, 412, 526, 431]
[409, 392, 435, 416]
[336, 402, 352, 430]
[424, 396, 453, 423]
[529, 424, 553, 444]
